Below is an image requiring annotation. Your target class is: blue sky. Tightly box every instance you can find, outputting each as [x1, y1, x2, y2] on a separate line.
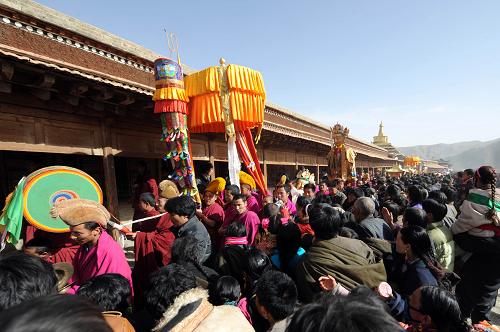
[37, 0, 500, 146]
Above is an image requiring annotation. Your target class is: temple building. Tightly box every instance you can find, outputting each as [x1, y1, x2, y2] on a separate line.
[372, 122, 404, 159]
[0, 0, 397, 218]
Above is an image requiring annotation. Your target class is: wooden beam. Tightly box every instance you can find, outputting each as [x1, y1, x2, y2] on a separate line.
[100, 118, 120, 230]
[1, 62, 14, 81]
[37, 74, 56, 88]
[118, 95, 135, 106]
[30, 89, 51, 101]
[57, 94, 79, 106]
[70, 83, 88, 96]
[0, 82, 11, 93]
[94, 87, 114, 101]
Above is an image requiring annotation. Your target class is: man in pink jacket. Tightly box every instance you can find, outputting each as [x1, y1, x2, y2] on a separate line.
[50, 199, 132, 294]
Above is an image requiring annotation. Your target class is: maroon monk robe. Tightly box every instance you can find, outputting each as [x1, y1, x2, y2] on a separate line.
[132, 213, 175, 308]
[235, 211, 261, 247]
[135, 209, 161, 232]
[246, 195, 261, 215]
[221, 204, 239, 230]
[202, 202, 225, 249]
[25, 224, 79, 263]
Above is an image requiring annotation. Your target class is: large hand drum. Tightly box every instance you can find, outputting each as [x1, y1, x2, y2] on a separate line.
[23, 166, 103, 233]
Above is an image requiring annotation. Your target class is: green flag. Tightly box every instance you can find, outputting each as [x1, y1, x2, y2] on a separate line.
[0, 177, 26, 245]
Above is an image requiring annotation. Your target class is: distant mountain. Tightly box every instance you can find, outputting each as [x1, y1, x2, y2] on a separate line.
[447, 138, 500, 171]
[399, 141, 483, 160]
[398, 138, 500, 171]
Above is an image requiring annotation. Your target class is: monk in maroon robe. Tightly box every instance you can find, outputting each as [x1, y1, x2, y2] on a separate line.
[24, 224, 79, 263]
[130, 213, 175, 308]
[196, 190, 225, 250]
[240, 176, 261, 215]
[232, 194, 261, 247]
[134, 193, 161, 232]
[132, 162, 158, 227]
[219, 185, 240, 235]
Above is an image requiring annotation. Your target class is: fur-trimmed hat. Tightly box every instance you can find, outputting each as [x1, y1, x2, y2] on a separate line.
[205, 177, 226, 195]
[159, 180, 180, 199]
[50, 199, 110, 227]
[239, 171, 256, 190]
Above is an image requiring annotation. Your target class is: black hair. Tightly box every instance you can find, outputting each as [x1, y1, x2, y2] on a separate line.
[171, 236, 204, 265]
[144, 263, 197, 319]
[339, 227, 359, 239]
[441, 186, 456, 204]
[262, 203, 279, 218]
[225, 221, 247, 238]
[427, 191, 447, 205]
[276, 183, 292, 194]
[464, 168, 474, 177]
[319, 290, 403, 332]
[76, 273, 131, 312]
[296, 196, 312, 211]
[386, 184, 402, 198]
[407, 185, 424, 206]
[209, 276, 241, 306]
[165, 196, 196, 218]
[139, 192, 156, 206]
[399, 226, 444, 281]
[0, 252, 57, 311]
[0, 294, 112, 332]
[82, 222, 101, 231]
[276, 222, 301, 273]
[349, 188, 365, 200]
[422, 199, 448, 223]
[256, 271, 297, 322]
[418, 286, 470, 332]
[309, 203, 343, 240]
[312, 193, 333, 205]
[199, 161, 214, 175]
[403, 207, 427, 228]
[267, 213, 283, 235]
[171, 236, 212, 283]
[286, 287, 401, 332]
[225, 184, 241, 196]
[381, 201, 402, 220]
[232, 194, 247, 203]
[285, 302, 325, 332]
[476, 166, 498, 224]
[303, 183, 317, 192]
[24, 237, 52, 254]
[245, 248, 273, 282]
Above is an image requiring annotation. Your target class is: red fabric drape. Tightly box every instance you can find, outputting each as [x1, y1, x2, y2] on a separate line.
[235, 129, 267, 195]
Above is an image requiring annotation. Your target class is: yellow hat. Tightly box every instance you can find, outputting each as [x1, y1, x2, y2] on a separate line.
[277, 175, 287, 186]
[50, 199, 110, 227]
[205, 177, 226, 194]
[159, 180, 180, 199]
[239, 171, 256, 190]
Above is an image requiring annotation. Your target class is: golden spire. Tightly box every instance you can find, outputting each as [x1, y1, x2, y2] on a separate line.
[378, 121, 384, 137]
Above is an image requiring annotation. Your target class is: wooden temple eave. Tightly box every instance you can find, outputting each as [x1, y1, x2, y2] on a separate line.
[0, 1, 399, 172]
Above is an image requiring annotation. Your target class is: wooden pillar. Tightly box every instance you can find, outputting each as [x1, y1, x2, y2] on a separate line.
[316, 164, 320, 183]
[100, 118, 120, 236]
[208, 135, 215, 179]
[262, 147, 268, 187]
[294, 151, 299, 171]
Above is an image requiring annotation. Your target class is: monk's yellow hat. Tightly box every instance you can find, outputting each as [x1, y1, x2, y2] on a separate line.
[205, 177, 226, 194]
[239, 171, 256, 190]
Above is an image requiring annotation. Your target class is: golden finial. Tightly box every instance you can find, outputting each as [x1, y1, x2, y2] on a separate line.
[219, 57, 226, 65]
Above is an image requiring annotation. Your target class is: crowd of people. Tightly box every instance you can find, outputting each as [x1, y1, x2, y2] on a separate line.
[1, 162, 500, 332]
